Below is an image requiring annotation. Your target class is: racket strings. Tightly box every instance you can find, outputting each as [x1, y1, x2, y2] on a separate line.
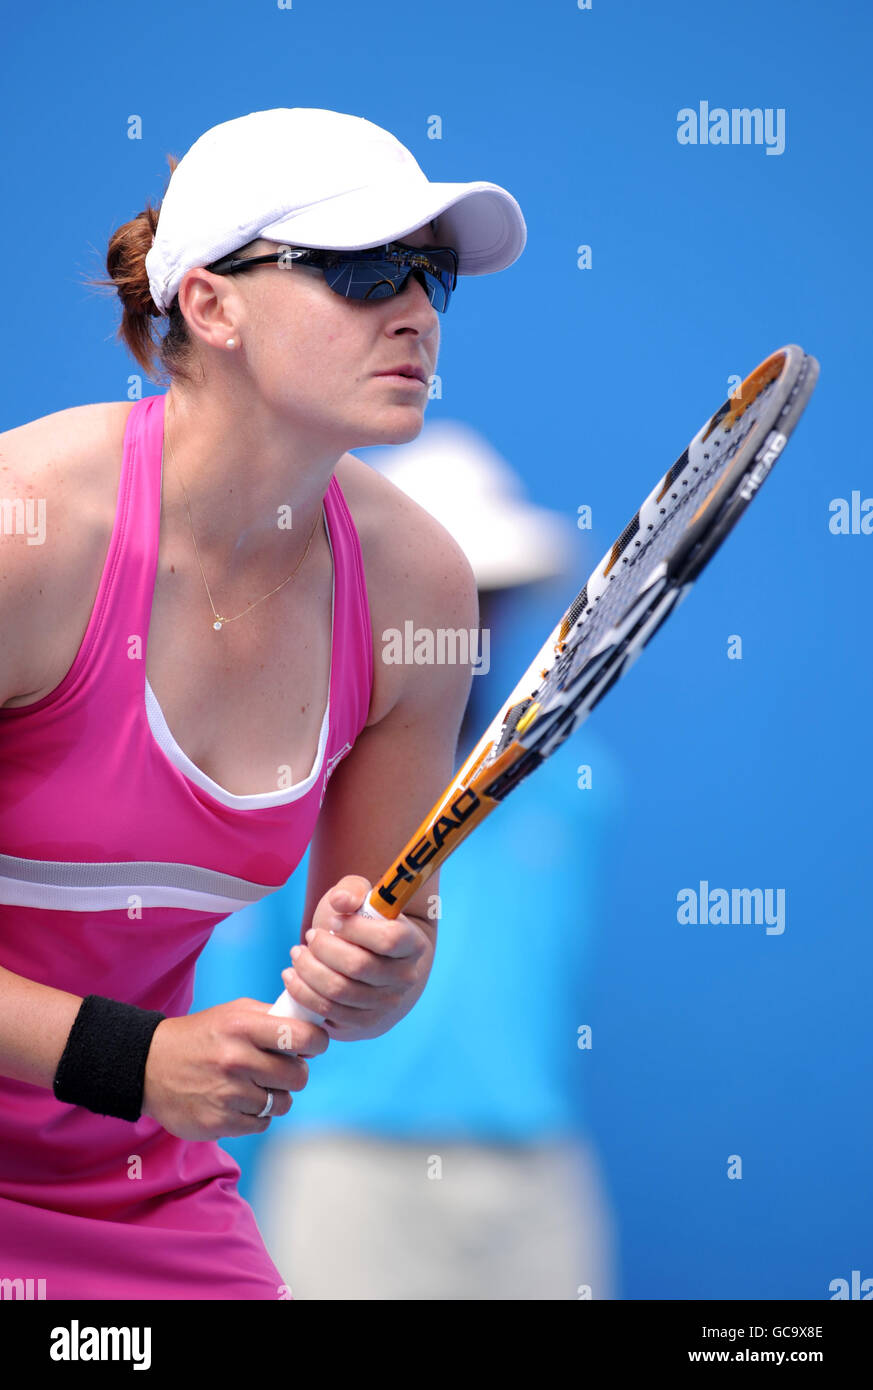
[557, 381, 777, 647]
[489, 367, 786, 767]
[546, 381, 779, 698]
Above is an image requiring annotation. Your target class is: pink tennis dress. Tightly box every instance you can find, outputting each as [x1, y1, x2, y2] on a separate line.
[0, 393, 373, 1299]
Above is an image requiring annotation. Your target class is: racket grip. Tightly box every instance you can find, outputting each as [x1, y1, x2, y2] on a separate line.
[267, 892, 394, 1031]
[267, 990, 325, 1024]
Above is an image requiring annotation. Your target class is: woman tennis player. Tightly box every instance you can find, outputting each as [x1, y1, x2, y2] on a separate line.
[0, 107, 526, 1299]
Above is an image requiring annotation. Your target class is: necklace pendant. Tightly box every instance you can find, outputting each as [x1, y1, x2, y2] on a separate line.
[213, 620, 223, 631]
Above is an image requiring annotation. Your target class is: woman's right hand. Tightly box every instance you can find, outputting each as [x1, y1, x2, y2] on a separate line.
[140, 998, 330, 1140]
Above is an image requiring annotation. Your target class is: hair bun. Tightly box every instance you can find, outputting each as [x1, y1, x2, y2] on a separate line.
[84, 152, 185, 382]
[105, 206, 161, 316]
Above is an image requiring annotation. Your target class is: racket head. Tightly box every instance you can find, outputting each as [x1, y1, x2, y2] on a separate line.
[481, 345, 819, 784]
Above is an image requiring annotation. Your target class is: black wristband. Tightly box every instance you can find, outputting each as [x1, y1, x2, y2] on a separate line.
[53, 995, 166, 1122]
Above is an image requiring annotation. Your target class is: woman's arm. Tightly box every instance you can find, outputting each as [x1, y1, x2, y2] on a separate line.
[0, 966, 85, 1088]
[282, 502, 480, 1039]
[0, 954, 329, 1140]
[0, 425, 93, 1084]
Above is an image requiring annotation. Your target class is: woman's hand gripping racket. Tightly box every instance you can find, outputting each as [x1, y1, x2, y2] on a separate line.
[270, 343, 819, 1032]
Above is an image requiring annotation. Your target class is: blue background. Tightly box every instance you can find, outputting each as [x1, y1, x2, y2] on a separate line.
[3, 1, 870, 1299]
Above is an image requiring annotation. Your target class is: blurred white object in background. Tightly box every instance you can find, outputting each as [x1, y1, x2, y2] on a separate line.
[370, 420, 577, 589]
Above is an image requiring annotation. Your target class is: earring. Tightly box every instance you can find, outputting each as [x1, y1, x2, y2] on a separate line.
[226, 337, 237, 348]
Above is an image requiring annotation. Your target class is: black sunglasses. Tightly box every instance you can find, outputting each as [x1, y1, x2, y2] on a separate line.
[206, 241, 459, 313]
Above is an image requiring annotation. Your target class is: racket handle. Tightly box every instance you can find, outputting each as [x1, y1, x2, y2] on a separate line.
[267, 991, 325, 1024]
[267, 892, 394, 1029]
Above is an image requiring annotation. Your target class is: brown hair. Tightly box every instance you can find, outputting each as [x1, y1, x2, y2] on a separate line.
[85, 154, 198, 386]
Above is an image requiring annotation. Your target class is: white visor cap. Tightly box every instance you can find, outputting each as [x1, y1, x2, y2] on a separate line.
[145, 107, 527, 314]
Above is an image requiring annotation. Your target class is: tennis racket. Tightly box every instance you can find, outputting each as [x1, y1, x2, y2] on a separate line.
[270, 343, 819, 1027]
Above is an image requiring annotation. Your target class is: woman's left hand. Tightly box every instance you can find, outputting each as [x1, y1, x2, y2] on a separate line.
[280, 875, 435, 1041]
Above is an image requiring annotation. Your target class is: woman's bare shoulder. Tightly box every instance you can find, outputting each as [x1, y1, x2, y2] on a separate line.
[334, 451, 479, 723]
[1, 401, 134, 520]
[334, 450, 477, 607]
[1, 399, 134, 464]
[2, 397, 133, 439]
[0, 401, 134, 704]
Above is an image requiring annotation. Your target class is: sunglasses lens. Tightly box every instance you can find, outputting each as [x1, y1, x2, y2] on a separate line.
[321, 247, 456, 311]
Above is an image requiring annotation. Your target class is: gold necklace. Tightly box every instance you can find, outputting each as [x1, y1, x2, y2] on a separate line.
[163, 422, 323, 631]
